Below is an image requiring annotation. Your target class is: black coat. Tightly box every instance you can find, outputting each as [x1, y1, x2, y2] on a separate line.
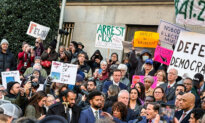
[0, 49, 16, 74]
[47, 102, 81, 123]
[175, 109, 192, 123]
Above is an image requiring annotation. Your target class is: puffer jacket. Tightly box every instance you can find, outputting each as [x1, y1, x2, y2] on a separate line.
[0, 49, 16, 74]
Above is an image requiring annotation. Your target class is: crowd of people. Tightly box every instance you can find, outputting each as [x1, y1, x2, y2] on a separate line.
[0, 37, 204, 123]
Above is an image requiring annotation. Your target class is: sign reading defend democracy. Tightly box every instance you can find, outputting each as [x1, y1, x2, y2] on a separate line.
[175, 0, 205, 26]
[154, 46, 173, 66]
[95, 24, 125, 50]
[50, 61, 78, 85]
[133, 31, 159, 48]
[26, 21, 50, 40]
[169, 32, 205, 78]
[157, 20, 188, 45]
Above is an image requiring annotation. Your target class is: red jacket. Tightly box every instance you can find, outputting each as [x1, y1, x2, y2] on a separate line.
[17, 51, 34, 72]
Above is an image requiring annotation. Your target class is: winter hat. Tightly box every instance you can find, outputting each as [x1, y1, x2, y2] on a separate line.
[7, 82, 19, 94]
[49, 39, 57, 49]
[64, 50, 71, 59]
[77, 42, 84, 49]
[39, 115, 67, 123]
[0, 103, 22, 119]
[1, 39, 9, 45]
[71, 41, 78, 50]
[76, 74, 84, 83]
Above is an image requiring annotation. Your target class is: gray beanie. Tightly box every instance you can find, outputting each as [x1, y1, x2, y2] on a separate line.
[1, 39, 9, 45]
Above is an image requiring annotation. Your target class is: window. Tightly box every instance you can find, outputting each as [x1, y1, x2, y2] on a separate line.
[60, 22, 74, 48]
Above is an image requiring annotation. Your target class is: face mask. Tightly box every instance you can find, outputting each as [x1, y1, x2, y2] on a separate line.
[142, 56, 149, 61]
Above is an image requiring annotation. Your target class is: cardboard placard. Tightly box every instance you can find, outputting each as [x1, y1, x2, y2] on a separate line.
[1, 71, 21, 89]
[133, 31, 159, 48]
[154, 45, 173, 65]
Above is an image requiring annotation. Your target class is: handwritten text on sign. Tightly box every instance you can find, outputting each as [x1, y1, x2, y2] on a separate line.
[157, 20, 188, 45]
[133, 31, 159, 48]
[1, 71, 21, 89]
[169, 32, 205, 78]
[26, 21, 50, 40]
[154, 46, 173, 65]
[50, 61, 78, 85]
[175, 0, 205, 26]
[95, 24, 125, 50]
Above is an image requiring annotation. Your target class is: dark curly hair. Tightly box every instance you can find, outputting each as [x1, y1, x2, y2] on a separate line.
[112, 102, 127, 121]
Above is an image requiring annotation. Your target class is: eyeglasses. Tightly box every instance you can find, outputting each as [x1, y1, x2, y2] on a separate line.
[183, 83, 192, 85]
[154, 91, 162, 94]
[35, 42, 39, 44]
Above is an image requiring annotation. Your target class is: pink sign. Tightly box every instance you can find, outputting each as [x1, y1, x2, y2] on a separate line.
[154, 45, 173, 65]
[131, 75, 157, 89]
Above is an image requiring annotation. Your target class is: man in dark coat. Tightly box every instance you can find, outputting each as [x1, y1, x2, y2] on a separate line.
[175, 93, 195, 123]
[0, 39, 16, 74]
[47, 90, 81, 123]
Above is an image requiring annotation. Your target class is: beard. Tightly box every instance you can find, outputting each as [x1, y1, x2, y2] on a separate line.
[93, 104, 101, 109]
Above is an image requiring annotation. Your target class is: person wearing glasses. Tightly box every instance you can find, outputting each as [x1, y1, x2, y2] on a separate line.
[160, 68, 178, 103]
[153, 87, 166, 105]
[34, 37, 44, 56]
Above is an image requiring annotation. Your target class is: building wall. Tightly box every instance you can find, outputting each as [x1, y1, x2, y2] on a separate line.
[63, 2, 205, 60]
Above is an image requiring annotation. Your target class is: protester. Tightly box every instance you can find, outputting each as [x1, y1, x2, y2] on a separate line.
[129, 88, 142, 113]
[69, 41, 79, 63]
[175, 93, 195, 123]
[118, 64, 130, 87]
[47, 90, 81, 123]
[155, 70, 166, 86]
[103, 85, 120, 111]
[88, 50, 103, 73]
[17, 42, 35, 74]
[160, 68, 178, 103]
[94, 61, 109, 91]
[24, 91, 47, 120]
[44, 94, 55, 112]
[112, 102, 127, 121]
[34, 37, 44, 57]
[78, 91, 103, 123]
[138, 59, 156, 76]
[102, 69, 127, 94]
[0, 39, 16, 75]
[192, 73, 205, 96]
[189, 108, 204, 123]
[153, 86, 166, 105]
[41, 39, 58, 74]
[24, 60, 47, 78]
[134, 82, 146, 102]
[175, 92, 184, 111]
[144, 76, 154, 96]
[107, 53, 120, 71]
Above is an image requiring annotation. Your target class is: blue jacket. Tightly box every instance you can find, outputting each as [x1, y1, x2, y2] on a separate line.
[78, 107, 103, 123]
[102, 81, 127, 94]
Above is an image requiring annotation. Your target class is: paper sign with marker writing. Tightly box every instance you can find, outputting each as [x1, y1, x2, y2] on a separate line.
[131, 75, 157, 89]
[95, 24, 125, 50]
[154, 45, 173, 65]
[133, 31, 159, 48]
[1, 71, 21, 89]
[157, 20, 188, 45]
[26, 21, 50, 40]
[175, 0, 205, 27]
[169, 32, 205, 78]
[50, 61, 78, 85]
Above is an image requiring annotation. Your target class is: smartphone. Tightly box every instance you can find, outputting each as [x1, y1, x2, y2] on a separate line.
[159, 105, 175, 123]
[98, 69, 102, 74]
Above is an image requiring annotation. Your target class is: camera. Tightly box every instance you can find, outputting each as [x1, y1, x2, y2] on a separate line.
[28, 76, 39, 88]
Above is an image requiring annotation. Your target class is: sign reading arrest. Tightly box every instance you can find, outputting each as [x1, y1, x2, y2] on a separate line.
[169, 32, 205, 78]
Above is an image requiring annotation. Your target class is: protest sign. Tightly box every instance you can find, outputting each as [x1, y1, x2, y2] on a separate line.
[169, 32, 205, 78]
[157, 20, 188, 45]
[50, 61, 78, 85]
[95, 24, 125, 50]
[154, 45, 173, 65]
[133, 31, 159, 48]
[131, 75, 157, 89]
[175, 0, 205, 26]
[26, 21, 50, 40]
[1, 71, 21, 89]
